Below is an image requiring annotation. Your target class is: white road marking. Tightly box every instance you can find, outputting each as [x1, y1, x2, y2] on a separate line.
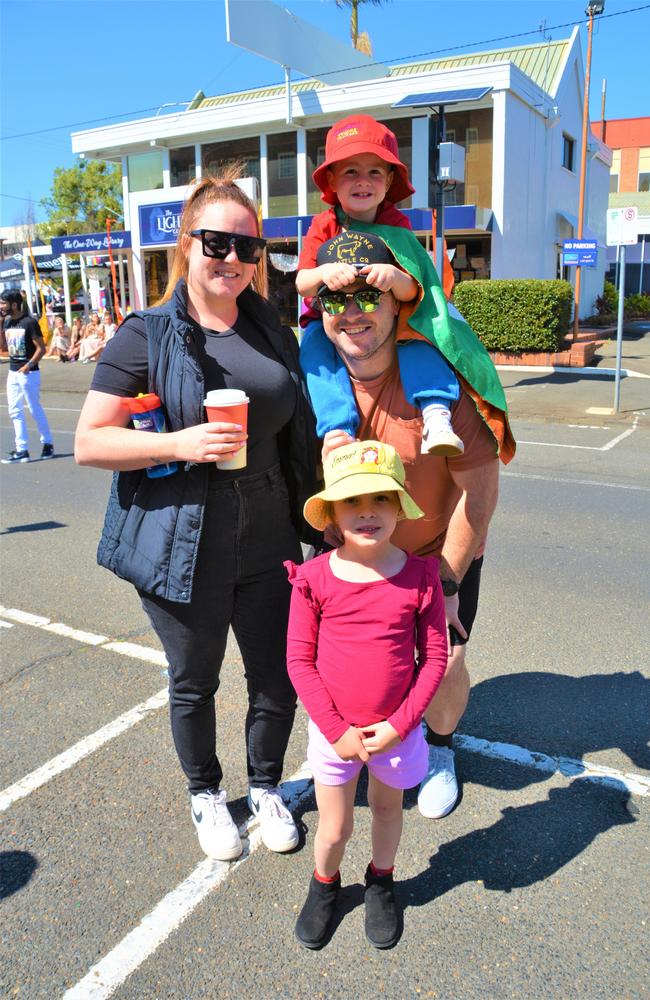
[102, 641, 168, 666]
[0, 606, 165, 662]
[0, 620, 14, 629]
[518, 414, 639, 452]
[62, 763, 314, 1000]
[42, 622, 109, 645]
[499, 364, 650, 378]
[502, 471, 650, 492]
[0, 688, 169, 812]
[455, 734, 650, 797]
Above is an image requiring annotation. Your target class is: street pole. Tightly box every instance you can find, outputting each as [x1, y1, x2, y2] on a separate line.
[428, 106, 445, 276]
[614, 243, 626, 413]
[572, 7, 596, 341]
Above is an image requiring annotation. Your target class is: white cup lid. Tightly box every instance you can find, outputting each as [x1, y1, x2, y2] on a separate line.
[203, 389, 249, 406]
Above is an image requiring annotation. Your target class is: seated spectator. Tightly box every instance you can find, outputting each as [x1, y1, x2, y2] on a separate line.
[78, 312, 105, 364]
[102, 311, 117, 341]
[45, 315, 71, 361]
[65, 317, 85, 361]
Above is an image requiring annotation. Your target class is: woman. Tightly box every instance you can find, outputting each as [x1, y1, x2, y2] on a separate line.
[75, 170, 319, 862]
[46, 314, 71, 360]
[78, 312, 105, 364]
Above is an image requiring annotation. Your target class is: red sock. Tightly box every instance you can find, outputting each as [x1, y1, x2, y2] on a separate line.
[370, 861, 394, 878]
[314, 868, 340, 884]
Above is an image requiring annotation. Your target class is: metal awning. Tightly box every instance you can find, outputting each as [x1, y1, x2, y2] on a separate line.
[556, 210, 605, 247]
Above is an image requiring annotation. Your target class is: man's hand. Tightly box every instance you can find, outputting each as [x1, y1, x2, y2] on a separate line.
[444, 592, 467, 655]
[322, 429, 357, 463]
[361, 720, 400, 755]
[332, 726, 370, 762]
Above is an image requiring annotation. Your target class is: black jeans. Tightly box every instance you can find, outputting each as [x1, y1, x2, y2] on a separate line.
[139, 464, 302, 795]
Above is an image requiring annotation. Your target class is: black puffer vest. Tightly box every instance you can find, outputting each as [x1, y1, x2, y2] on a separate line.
[97, 280, 320, 602]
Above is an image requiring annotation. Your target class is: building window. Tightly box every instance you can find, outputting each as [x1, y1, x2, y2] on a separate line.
[465, 127, 479, 162]
[610, 173, 620, 193]
[202, 137, 260, 184]
[127, 151, 164, 192]
[306, 127, 331, 213]
[278, 151, 296, 180]
[639, 147, 650, 192]
[610, 148, 620, 193]
[562, 134, 575, 172]
[170, 146, 196, 187]
[268, 132, 297, 216]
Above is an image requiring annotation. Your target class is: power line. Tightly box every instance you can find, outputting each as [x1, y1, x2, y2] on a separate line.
[1, 3, 649, 143]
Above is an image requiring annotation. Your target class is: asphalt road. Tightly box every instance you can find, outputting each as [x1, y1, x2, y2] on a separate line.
[1, 380, 649, 999]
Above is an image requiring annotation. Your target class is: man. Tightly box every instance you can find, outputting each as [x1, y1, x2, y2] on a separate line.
[1, 289, 54, 463]
[314, 231, 509, 819]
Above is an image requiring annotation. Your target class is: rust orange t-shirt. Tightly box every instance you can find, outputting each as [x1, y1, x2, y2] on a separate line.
[342, 362, 498, 558]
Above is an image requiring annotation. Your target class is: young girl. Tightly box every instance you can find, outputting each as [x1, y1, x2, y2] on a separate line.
[285, 441, 448, 949]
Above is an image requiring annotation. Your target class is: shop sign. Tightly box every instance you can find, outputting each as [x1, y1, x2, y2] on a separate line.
[562, 240, 597, 267]
[139, 202, 183, 246]
[51, 231, 132, 254]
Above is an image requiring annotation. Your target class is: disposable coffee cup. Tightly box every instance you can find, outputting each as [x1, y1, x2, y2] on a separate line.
[204, 389, 249, 470]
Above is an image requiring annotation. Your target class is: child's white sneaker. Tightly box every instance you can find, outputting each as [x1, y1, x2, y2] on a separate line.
[421, 404, 464, 457]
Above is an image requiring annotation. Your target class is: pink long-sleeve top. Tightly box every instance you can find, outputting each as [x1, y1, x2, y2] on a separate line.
[285, 552, 448, 745]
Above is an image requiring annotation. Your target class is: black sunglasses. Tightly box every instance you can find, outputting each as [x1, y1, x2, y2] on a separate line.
[189, 229, 266, 264]
[318, 287, 385, 316]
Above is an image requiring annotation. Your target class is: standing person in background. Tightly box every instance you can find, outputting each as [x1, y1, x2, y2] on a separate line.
[1, 289, 54, 463]
[75, 169, 319, 863]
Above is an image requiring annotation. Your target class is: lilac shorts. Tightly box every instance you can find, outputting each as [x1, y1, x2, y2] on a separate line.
[307, 718, 429, 789]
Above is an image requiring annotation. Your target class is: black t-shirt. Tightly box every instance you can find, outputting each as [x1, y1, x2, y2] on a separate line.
[4, 314, 41, 372]
[91, 312, 296, 478]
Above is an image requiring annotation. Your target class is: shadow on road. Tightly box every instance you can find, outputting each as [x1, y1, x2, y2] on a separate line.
[1, 520, 67, 535]
[401, 779, 635, 905]
[0, 850, 39, 900]
[463, 670, 650, 780]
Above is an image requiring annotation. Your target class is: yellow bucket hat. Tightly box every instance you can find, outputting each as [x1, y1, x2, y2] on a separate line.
[304, 441, 424, 531]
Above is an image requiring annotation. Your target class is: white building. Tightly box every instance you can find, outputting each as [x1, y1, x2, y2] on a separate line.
[71, 27, 611, 321]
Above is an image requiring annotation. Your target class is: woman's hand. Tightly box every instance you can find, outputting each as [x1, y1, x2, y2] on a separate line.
[172, 421, 247, 464]
[361, 720, 400, 755]
[332, 726, 370, 762]
[321, 429, 357, 463]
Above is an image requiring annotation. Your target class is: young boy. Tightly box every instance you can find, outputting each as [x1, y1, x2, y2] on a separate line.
[296, 114, 463, 457]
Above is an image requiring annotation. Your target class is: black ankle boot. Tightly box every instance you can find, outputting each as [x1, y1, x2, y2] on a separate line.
[364, 864, 400, 948]
[295, 873, 340, 949]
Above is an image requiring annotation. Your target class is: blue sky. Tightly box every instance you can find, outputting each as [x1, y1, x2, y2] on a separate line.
[1, 0, 648, 227]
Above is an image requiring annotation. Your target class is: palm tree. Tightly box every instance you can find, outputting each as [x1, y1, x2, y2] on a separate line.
[335, 0, 389, 56]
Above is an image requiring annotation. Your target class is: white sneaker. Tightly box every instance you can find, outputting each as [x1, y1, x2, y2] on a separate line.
[421, 404, 464, 457]
[417, 746, 459, 818]
[190, 789, 243, 861]
[248, 786, 299, 853]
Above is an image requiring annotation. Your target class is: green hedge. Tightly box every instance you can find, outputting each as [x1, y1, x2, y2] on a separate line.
[453, 279, 574, 352]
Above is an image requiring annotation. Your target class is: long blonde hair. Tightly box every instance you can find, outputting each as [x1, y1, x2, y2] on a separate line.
[157, 164, 267, 305]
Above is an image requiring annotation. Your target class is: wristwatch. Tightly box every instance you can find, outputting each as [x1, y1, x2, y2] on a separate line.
[440, 577, 459, 597]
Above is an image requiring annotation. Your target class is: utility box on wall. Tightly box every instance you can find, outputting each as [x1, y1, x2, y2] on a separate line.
[438, 142, 465, 183]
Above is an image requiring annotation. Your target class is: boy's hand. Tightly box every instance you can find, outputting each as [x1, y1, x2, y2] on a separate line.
[317, 262, 360, 291]
[361, 720, 401, 755]
[322, 429, 357, 463]
[359, 264, 418, 302]
[359, 263, 401, 292]
[332, 727, 370, 762]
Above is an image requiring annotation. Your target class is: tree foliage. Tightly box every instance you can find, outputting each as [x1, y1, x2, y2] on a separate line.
[38, 159, 122, 238]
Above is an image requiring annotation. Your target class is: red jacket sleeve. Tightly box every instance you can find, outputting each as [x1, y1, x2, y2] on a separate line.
[297, 209, 339, 270]
[387, 560, 448, 740]
[285, 564, 349, 743]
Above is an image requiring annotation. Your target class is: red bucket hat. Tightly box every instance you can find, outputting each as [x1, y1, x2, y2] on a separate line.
[312, 115, 415, 206]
